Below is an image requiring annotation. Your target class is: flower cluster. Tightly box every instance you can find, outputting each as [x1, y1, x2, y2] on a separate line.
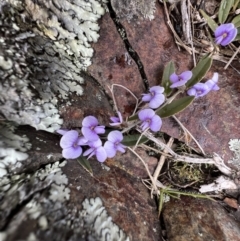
[58, 68, 220, 162]
[58, 115, 126, 162]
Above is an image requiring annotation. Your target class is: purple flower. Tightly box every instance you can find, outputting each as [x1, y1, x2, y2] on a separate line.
[142, 86, 165, 109]
[170, 71, 192, 88]
[83, 139, 107, 162]
[205, 72, 220, 91]
[104, 131, 126, 158]
[56, 129, 69, 135]
[82, 116, 105, 141]
[187, 72, 220, 98]
[110, 111, 123, 126]
[215, 23, 237, 46]
[138, 109, 162, 132]
[187, 83, 210, 98]
[60, 130, 86, 159]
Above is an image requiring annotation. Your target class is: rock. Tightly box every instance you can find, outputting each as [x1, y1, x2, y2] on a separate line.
[163, 196, 240, 241]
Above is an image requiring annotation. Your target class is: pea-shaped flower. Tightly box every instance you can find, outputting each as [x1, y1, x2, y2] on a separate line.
[170, 71, 192, 88]
[104, 131, 126, 158]
[142, 86, 165, 109]
[215, 23, 237, 46]
[187, 83, 210, 98]
[82, 116, 105, 141]
[60, 130, 86, 159]
[83, 139, 107, 162]
[138, 109, 162, 132]
[205, 72, 220, 91]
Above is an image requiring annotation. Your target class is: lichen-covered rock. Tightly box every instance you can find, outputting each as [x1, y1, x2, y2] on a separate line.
[0, 0, 107, 132]
[111, 0, 156, 21]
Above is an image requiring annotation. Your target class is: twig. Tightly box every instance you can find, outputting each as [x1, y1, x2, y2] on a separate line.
[151, 137, 174, 196]
[127, 147, 159, 195]
[111, 84, 139, 115]
[137, 128, 232, 176]
[172, 115, 206, 155]
[153, 137, 174, 182]
[224, 45, 240, 69]
[163, 0, 192, 55]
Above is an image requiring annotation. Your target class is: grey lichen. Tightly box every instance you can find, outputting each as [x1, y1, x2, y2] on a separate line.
[81, 197, 130, 241]
[228, 139, 240, 169]
[0, 0, 107, 132]
[0, 122, 31, 180]
[111, 0, 156, 21]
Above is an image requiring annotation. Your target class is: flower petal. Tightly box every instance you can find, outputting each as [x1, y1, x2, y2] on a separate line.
[62, 146, 82, 159]
[169, 73, 179, 83]
[107, 130, 123, 142]
[83, 147, 94, 157]
[190, 83, 210, 98]
[116, 143, 126, 153]
[95, 146, 107, 162]
[94, 126, 105, 135]
[104, 141, 116, 158]
[138, 109, 155, 121]
[187, 87, 197, 97]
[110, 116, 120, 123]
[214, 23, 234, 37]
[60, 130, 78, 149]
[82, 127, 99, 141]
[220, 28, 237, 46]
[82, 116, 98, 127]
[150, 86, 164, 94]
[56, 129, 69, 135]
[179, 71, 192, 81]
[140, 121, 150, 131]
[142, 93, 152, 102]
[211, 72, 219, 83]
[77, 136, 88, 145]
[170, 79, 188, 88]
[149, 115, 162, 132]
[149, 93, 165, 109]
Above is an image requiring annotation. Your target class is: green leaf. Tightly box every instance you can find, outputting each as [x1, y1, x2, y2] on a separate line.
[218, 0, 234, 24]
[156, 96, 195, 118]
[162, 61, 175, 96]
[122, 134, 148, 146]
[232, 15, 240, 28]
[200, 10, 218, 31]
[77, 156, 93, 176]
[185, 54, 212, 88]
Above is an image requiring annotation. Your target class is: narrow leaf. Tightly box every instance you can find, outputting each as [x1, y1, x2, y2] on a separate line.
[232, 15, 240, 28]
[156, 96, 195, 118]
[122, 134, 148, 146]
[218, 0, 234, 24]
[162, 61, 175, 96]
[186, 54, 212, 88]
[200, 10, 218, 31]
[77, 156, 93, 176]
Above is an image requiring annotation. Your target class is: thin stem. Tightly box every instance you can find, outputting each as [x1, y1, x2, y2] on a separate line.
[153, 137, 174, 182]
[127, 147, 159, 194]
[172, 115, 206, 155]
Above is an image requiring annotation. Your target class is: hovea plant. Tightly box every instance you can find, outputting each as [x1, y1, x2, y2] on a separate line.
[57, 53, 219, 174]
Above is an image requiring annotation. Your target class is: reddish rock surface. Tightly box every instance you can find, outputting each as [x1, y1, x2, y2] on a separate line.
[87, 1, 240, 164]
[63, 158, 162, 241]
[163, 196, 240, 241]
